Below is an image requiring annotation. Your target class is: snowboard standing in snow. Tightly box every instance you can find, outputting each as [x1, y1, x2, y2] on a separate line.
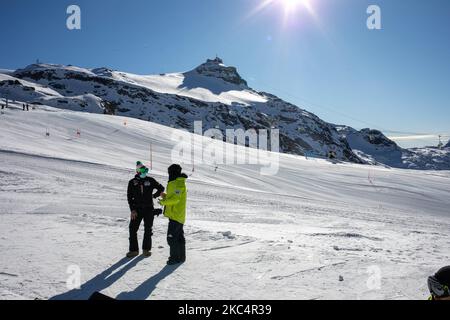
[127, 162, 165, 258]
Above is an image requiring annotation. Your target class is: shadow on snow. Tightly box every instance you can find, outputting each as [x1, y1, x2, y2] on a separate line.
[115, 264, 181, 300]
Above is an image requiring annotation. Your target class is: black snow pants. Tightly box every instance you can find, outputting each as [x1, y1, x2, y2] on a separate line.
[129, 208, 154, 252]
[167, 219, 186, 262]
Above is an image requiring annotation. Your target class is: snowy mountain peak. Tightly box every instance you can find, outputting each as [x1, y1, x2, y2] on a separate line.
[3, 60, 450, 170]
[208, 56, 224, 65]
[191, 57, 248, 87]
[338, 127, 399, 150]
[17, 63, 93, 75]
[91, 67, 115, 77]
[359, 128, 397, 148]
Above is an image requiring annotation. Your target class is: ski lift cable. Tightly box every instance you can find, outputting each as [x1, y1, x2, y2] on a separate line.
[255, 79, 449, 137]
[255, 79, 389, 128]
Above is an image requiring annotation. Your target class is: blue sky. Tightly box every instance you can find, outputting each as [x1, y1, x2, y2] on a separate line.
[1, 0, 449, 147]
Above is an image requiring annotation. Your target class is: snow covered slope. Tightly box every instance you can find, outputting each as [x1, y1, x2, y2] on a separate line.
[114, 58, 267, 106]
[337, 126, 450, 170]
[0, 58, 361, 163]
[0, 104, 449, 300]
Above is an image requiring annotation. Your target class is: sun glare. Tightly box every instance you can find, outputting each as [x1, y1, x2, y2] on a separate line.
[247, 0, 316, 22]
[281, 0, 314, 15]
[282, 0, 304, 12]
[244, 0, 319, 30]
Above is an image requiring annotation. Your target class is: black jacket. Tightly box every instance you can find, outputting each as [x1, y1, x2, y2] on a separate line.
[127, 175, 165, 211]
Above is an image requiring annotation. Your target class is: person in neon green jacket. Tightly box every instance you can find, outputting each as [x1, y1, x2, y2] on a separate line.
[159, 164, 188, 265]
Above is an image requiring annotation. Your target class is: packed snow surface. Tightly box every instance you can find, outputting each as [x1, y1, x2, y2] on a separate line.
[0, 104, 449, 300]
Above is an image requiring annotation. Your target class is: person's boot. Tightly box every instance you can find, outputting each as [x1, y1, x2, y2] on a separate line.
[167, 258, 182, 265]
[167, 247, 185, 265]
[142, 250, 152, 257]
[126, 251, 139, 258]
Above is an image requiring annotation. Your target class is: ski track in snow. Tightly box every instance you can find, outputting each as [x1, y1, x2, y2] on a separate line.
[0, 105, 449, 300]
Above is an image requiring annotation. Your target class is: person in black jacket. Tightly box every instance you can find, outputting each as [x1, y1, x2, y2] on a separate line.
[126, 161, 165, 258]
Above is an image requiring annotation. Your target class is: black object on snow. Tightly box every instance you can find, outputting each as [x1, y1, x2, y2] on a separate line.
[88, 291, 115, 300]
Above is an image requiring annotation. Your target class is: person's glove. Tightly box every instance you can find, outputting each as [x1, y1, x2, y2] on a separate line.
[153, 208, 163, 217]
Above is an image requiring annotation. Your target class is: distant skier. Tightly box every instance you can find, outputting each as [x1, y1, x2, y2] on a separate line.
[26, 104, 29, 111]
[23, 104, 25, 111]
[126, 161, 165, 258]
[428, 266, 450, 300]
[159, 164, 188, 265]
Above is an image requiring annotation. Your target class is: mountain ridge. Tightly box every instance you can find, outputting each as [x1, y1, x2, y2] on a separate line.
[1, 58, 449, 170]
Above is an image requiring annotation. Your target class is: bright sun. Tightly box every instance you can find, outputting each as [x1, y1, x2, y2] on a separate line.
[281, 0, 310, 12]
[282, 0, 300, 11]
[246, 0, 316, 25]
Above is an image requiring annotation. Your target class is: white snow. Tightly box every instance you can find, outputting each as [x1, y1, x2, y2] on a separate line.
[0, 104, 449, 300]
[110, 71, 267, 106]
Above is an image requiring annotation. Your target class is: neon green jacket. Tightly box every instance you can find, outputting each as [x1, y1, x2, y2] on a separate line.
[159, 176, 187, 225]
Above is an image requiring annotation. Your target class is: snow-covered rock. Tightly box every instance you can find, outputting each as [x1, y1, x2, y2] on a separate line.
[193, 57, 248, 86]
[336, 126, 404, 167]
[337, 126, 450, 170]
[403, 147, 450, 170]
